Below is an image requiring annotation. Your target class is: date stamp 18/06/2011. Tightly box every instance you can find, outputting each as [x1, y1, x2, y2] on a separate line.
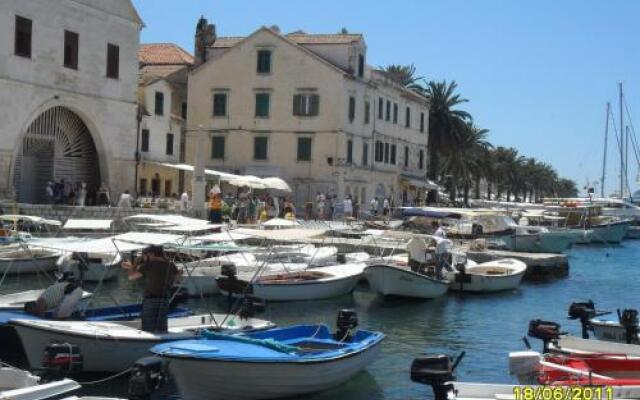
[513, 386, 613, 400]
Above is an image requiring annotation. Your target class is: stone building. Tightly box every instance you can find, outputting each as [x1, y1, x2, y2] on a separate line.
[185, 19, 432, 209]
[137, 43, 192, 198]
[0, 0, 142, 204]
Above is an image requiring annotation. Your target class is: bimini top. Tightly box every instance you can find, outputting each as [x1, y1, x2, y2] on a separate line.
[151, 324, 384, 363]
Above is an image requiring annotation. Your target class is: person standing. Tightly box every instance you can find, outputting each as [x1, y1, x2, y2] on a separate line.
[122, 246, 178, 333]
[209, 191, 222, 223]
[316, 192, 326, 220]
[118, 190, 133, 208]
[180, 190, 190, 212]
[369, 197, 379, 217]
[45, 182, 55, 204]
[343, 196, 353, 220]
[383, 197, 390, 218]
[77, 182, 87, 207]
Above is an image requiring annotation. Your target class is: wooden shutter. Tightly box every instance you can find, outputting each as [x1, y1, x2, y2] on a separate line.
[293, 95, 301, 116]
[310, 95, 319, 116]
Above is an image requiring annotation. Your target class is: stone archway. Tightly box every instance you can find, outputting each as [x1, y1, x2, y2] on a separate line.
[13, 106, 100, 204]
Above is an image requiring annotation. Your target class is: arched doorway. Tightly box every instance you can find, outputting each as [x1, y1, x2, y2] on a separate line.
[13, 106, 100, 204]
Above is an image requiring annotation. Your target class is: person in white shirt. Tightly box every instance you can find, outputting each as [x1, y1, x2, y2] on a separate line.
[383, 198, 390, 217]
[76, 182, 87, 207]
[343, 196, 353, 219]
[180, 191, 190, 211]
[369, 197, 379, 216]
[117, 190, 133, 208]
[434, 225, 447, 238]
[316, 192, 326, 220]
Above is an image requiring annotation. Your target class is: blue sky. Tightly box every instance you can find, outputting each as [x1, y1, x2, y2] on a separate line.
[133, 0, 640, 195]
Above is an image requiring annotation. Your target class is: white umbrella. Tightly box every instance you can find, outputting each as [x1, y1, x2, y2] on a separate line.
[227, 176, 267, 189]
[261, 177, 292, 192]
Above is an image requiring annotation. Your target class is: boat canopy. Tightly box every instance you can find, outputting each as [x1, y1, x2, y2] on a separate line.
[0, 215, 61, 226]
[235, 228, 326, 241]
[63, 219, 113, 230]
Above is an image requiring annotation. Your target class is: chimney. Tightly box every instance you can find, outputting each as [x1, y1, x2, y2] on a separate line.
[194, 16, 216, 65]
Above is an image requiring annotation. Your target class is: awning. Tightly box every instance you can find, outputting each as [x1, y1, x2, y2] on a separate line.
[150, 162, 292, 192]
[0, 215, 61, 226]
[399, 176, 440, 190]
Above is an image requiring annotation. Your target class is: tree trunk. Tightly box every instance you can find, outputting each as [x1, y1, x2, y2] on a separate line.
[474, 177, 480, 199]
[464, 183, 470, 206]
[487, 182, 492, 200]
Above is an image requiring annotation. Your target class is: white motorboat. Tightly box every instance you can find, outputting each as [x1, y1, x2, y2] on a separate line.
[11, 313, 275, 373]
[218, 263, 366, 302]
[447, 258, 527, 293]
[0, 289, 93, 311]
[0, 365, 80, 400]
[0, 248, 59, 275]
[364, 263, 449, 299]
[550, 335, 640, 356]
[57, 252, 122, 282]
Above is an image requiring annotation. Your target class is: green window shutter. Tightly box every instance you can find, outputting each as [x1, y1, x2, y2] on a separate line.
[310, 94, 320, 116]
[255, 93, 270, 117]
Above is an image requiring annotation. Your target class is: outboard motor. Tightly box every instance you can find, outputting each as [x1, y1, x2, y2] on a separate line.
[128, 356, 166, 400]
[220, 263, 237, 278]
[238, 295, 266, 319]
[527, 319, 562, 353]
[411, 352, 465, 400]
[618, 309, 639, 344]
[42, 343, 83, 378]
[568, 301, 596, 339]
[334, 309, 358, 341]
[216, 264, 252, 310]
[336, 253, 347, 264]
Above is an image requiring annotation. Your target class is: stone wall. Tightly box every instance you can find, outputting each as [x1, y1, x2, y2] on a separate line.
[0, 202, 185, 224]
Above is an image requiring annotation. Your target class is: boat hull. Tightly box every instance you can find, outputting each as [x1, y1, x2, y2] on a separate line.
[448, 272, 524, 293]
[364, 265, 448, 299]
[249, 274, 360, 301]
[0, 255, 59, 275]
[164, 340, 382, 400]
[575, 221, 630, 244]
[511, 233, 574, 253]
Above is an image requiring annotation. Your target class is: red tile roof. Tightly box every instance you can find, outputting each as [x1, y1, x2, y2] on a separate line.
[139, 43, 194, 66]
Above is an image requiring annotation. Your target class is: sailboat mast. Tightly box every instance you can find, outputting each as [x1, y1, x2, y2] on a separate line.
[619, 82, 624, 198]
[601, 102, 610, 197]
[626, 125, 630, 199]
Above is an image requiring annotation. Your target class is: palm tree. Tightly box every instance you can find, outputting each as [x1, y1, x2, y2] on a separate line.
[382, 64, 425, 91]
[441, 122, 491, 205]
[425, 80, 471, 182]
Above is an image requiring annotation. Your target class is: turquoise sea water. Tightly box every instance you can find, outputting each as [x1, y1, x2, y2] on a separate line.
[3, 241, 640, 399]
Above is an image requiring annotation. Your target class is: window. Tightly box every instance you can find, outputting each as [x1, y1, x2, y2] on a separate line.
[64, 30, 79, 70]
[166, 133, 174, 155]
[140, 129, 149, 152]
[154, 92, 164, 116]
[293, 94, 319, 116]
[254, 137, 268, 160]
[362, 143, 369, 166]
[257, 50, 271, 73]
[390, 144, 397, 165]
[181, 102, 187, 120]
[348, 96, 356, 123]
[347, 139, 353, 163]
[384, 142, 390, 164]
[358, 54, 365, 77]
[404, 146, 409, 167]
[420, 112, 425, 133]
[297, 137, 312, 161]
[213, 93, 227, 117]
[419, 149, 425, 169]
[164, 180, 172, 197]
[106, 43, 119, 79]
[139, 179, 148, 195]
[211, 136, 225, 159]
[385, 100, 391, 121]
[255, 93, 270, 118]
[378, 98, 383, 119]
[364, 101, 370, 124]
[14, 16, 32, 58]
[393, 103, 398, 124]
[374, 141, 383, 162]
[405, 107, 411, 128]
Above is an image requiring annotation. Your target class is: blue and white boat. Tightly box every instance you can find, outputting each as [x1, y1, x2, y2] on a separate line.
[151, 320, 384, 400]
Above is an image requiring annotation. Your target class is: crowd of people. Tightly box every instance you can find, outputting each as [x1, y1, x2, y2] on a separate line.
[206, 185, 297, 224]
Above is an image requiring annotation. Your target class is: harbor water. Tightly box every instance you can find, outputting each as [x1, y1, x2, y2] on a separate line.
[2, 242, 639, 399]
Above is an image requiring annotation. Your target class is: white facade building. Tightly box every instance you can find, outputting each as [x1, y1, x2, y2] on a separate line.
[137, 43, 192, 197]
[0, 0, 142, 203]
[186, 21, 432, 210]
